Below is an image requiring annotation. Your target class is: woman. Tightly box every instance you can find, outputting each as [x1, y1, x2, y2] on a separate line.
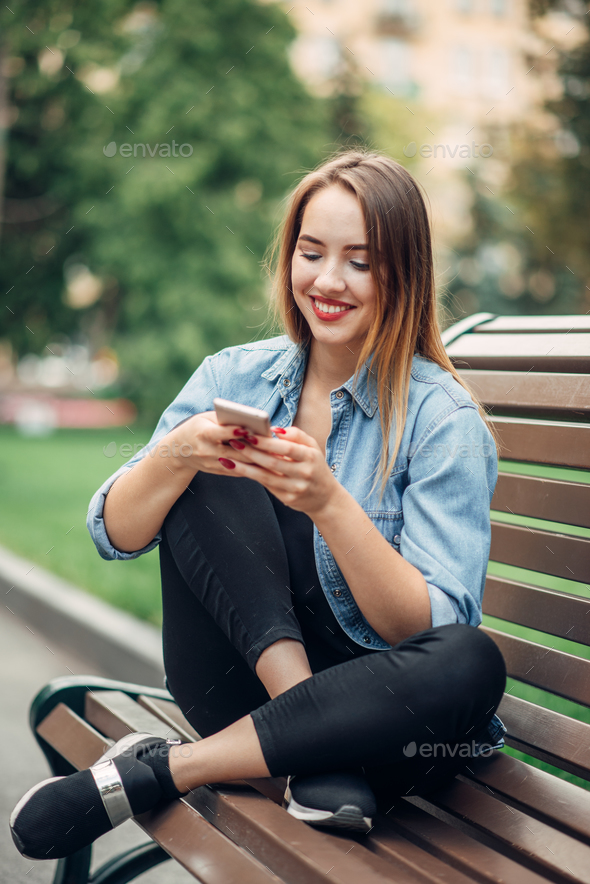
[11, 149, 506, 861]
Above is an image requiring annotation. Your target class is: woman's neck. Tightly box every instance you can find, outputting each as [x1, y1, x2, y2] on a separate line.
[304, 339, 360, 392]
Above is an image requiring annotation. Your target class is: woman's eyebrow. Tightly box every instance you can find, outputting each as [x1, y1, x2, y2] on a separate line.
[298, 234, 368, 251]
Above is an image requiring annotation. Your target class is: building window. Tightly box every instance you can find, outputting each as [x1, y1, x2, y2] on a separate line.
[379, 0, 413, 14]
[483, 47, 510, 96]
[378, 38, 412, 92]
[451, 45, 475, 94]
[375, 0, 419, 35]
[490, 0, 508, 16]
[288, 35, 341, 83]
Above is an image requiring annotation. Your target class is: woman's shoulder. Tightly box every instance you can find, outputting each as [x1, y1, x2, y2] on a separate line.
[212, 334, 294, 367]
[204, 334, 299, 396]
[410, 353, 476, 411]
[405, 354, 494, 452]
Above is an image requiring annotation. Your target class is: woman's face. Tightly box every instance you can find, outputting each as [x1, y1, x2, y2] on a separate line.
[291, 184, 378, 355]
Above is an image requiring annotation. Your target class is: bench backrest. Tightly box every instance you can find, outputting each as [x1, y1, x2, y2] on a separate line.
[443, 313, 590, 785]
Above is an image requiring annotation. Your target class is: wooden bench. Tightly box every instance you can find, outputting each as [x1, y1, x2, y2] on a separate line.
[29, 312, 590, 884]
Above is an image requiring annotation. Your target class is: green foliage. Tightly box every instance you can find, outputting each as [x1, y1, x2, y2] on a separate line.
[442, 169, 584, 322]
[1, 0, 333, 423]
[443, 11, 590, 322]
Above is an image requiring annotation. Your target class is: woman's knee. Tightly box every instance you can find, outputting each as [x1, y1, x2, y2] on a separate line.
[433, 623, 506, 698]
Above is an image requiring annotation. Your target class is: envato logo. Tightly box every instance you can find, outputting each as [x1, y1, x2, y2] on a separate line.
[403, 141, 493, 159]
[411, 442, 495, 458]
[103, 141, 194, 158]
[103, 441, 194, 458]
[116, 743, 194, 760]
[403, 741, 494, 758]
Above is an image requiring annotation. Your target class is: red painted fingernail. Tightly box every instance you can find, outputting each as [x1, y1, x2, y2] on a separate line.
[272, 427, 287, 434]
[218, 457, 236, 469]
[247, 436, 258, 444]
[229, 440, 246, 450]
[234, 428, 248, 436]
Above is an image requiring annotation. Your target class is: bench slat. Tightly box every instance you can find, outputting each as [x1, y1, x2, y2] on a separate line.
[137, 695, 202, 742]
[490, 416, 590, 469]
[496, 693, 590, 781]
[482, 577, 590, 644]
[463, 751, 590, 841]
[491, 474, 590, 529]
[414, 780, 590, 883]
[135, 800, 277, 883]
[377, 801, 552, 884]
[482, 628, 590, 706]
[37, 703, 112, 769]
[36, 704, 277, 883]
[85, 690, 185, 743]
[472, 316, 590, 334]
[191, 787, 441, 884]
[447, 332, 590, 372]
[459, 370, 590, 418]
[367, 822, 480, 884]
[86, 691, 434, 884]
[490, 521, 590, 583]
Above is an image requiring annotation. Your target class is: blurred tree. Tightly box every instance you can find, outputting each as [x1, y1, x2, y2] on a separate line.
[0, 0, 332, 422]
[444, 3, 590, 322]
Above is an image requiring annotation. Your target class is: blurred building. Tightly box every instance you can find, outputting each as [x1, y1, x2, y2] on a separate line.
[282, 0, 575, 129]
[276, 0, 584, 286]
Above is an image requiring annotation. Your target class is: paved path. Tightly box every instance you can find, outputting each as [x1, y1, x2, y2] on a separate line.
[0, 607, 192, 883]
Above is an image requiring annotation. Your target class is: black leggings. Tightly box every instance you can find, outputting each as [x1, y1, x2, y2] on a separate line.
[160, 471, 506, 801]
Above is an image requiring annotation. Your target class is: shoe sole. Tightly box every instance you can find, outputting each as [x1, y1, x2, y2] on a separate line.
[285, 795, 372, 832]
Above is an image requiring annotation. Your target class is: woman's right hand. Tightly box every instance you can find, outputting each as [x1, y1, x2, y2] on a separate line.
[169, 411, 253, 476]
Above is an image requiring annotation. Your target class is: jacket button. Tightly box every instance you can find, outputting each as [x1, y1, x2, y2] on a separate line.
[333, 589, 342, 597]
[283, 378, 291, 387]
[330, 464, 336, 472]
[363, 636, 371, 643]
[393, 534, 401, 544]
[335, 390, 344, 399]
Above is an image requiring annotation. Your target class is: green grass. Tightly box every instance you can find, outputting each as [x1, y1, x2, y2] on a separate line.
[1, 428, 590, 790]
[0, 425, 163, 625]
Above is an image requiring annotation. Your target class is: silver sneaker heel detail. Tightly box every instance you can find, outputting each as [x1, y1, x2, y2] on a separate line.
[90, 759, 133, 828]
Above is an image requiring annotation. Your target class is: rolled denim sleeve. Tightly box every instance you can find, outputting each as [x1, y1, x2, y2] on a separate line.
[401, 404, 498, 627]
[87, 354, 220, 561]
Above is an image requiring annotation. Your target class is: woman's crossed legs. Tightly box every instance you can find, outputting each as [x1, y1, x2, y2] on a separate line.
[10, 472, 506, 859]
[160, 472, 506, 803]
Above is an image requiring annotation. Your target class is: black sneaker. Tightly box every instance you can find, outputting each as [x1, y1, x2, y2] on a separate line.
[10, 732, 173, 860]
[284, 770, 376, 832]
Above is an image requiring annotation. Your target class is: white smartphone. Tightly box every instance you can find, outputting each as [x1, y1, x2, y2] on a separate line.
[213, 397, 272, 438]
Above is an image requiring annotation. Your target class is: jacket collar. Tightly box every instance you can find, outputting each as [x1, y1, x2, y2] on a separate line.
[261, 338, 379, 418]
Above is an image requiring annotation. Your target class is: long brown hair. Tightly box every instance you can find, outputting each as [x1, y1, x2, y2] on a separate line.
[265, 147, 498, 504]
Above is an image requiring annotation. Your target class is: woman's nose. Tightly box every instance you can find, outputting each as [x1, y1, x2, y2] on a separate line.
[313, 265, 346, 294]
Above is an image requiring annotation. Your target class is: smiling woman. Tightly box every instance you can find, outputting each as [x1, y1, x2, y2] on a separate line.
[11, 149, 507, 861]
[294, 188, 375, 337]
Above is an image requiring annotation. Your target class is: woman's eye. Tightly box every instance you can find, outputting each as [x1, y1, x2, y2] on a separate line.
[300, 252, 369, 271]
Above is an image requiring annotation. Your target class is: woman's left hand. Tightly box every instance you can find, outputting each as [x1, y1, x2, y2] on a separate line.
[220, 426, 338, 517]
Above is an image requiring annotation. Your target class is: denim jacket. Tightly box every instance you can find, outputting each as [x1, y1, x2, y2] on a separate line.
[87, 334, 506, 755]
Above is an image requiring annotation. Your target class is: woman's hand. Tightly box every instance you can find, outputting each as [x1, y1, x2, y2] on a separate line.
[221, 426, 340, 517]
[168, 411, 259, 477]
